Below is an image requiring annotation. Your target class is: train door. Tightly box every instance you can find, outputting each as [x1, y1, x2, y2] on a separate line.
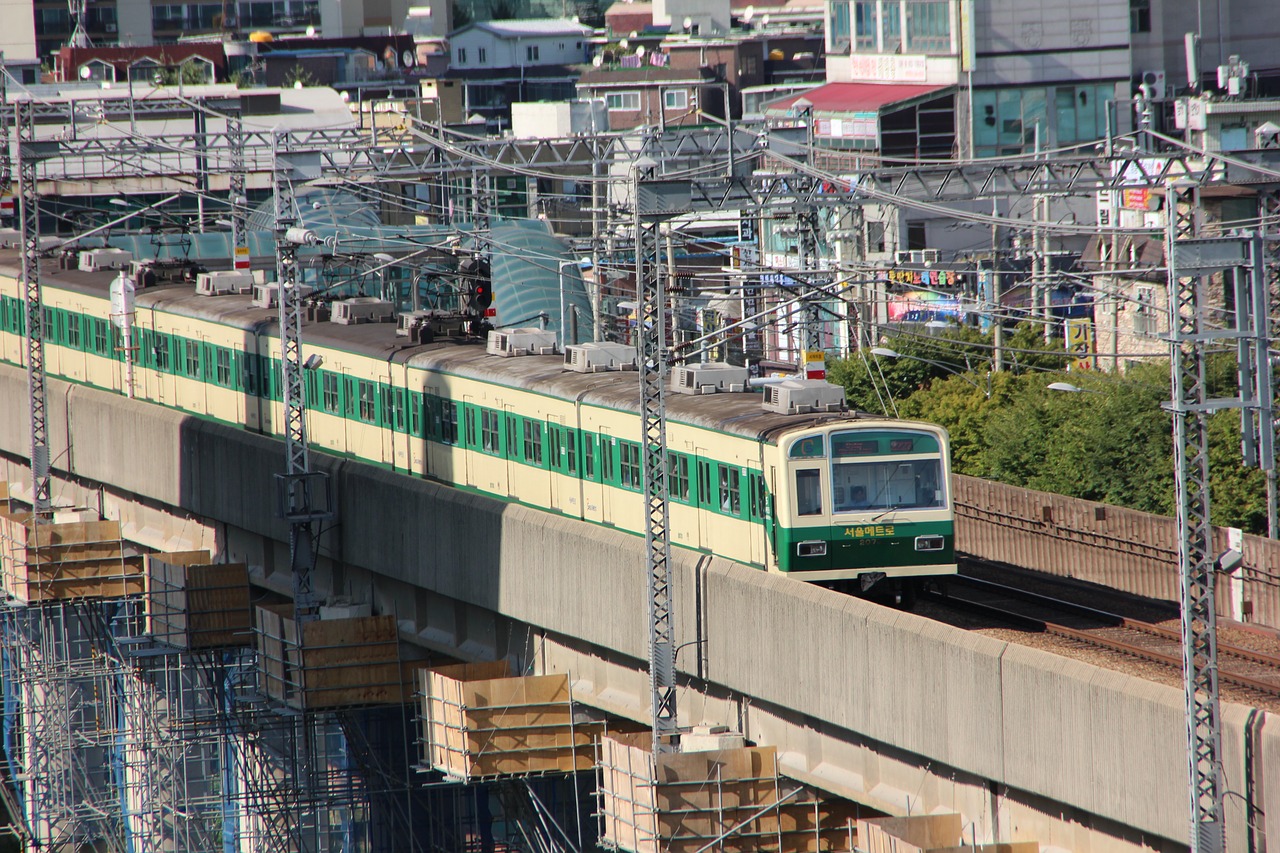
[547, 417, 572, 513]
[461, 395, 478, 488]
[694, 449, 714, 550]
[504, 404, 520, 499]
[746, 466, 767, 566]
[598, 427, 615, 522]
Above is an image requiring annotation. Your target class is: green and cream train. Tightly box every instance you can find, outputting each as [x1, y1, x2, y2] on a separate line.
[0, 263, 956, 595]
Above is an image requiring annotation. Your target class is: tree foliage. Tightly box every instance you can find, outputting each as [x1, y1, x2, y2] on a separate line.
[828, 338, 1268, 534]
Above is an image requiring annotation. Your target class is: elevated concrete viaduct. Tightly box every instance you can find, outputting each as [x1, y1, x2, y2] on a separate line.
[0, 362, 1275, 853]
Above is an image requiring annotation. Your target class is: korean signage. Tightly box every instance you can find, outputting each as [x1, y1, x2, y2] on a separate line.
[816, 114, 877, 140]
[885, 268, 968, 288]
[1065, 318, 1094, 371]
[886, 291, 964, 323]
[849, 54, 928, 83]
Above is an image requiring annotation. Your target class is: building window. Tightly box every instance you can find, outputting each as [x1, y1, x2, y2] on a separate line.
[478, 47, 487, 63]
[456, 47, 467, 63]
[853, 0, 876, 50]
[663, 89, 688, 111]
[905, 1, 950, 53]
[605, 91, 640, 111]
[1134, 286, 1157, 336]
[1130, 0, 1151, 33]
[526, 45, 540, 61]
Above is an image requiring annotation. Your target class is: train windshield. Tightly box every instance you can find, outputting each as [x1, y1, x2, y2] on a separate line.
[830, 458, 945, 513]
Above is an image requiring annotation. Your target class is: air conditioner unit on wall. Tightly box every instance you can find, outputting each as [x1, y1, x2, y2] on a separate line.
[1142, 69, 1168, 98]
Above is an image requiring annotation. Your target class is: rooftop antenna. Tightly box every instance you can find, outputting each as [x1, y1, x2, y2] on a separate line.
[1185, 32, 1200, 93]
[67, 0, 92, 48]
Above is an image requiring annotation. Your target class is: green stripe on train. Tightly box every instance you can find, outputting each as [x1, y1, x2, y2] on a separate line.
[774, 521, 954, 573]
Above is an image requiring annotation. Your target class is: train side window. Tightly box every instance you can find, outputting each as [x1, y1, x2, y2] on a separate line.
[565, 429, 578, 475]
[583, 434, 596, 480]
[619, 442, 641, 489]
[748, 473, 759, 519]
[358, 381, 377, 422]
[696, 460, 711, 507]
[442, 401, 458, 444]
[601, 439, 614, 484]
[394, 389, 406, 431]
[505, 415, 517, 458]
[667, 453, 689, 501]
[409, 393, 423, 436]
[66, 313, 81, 348]
[718, 466, 741, 515]
[481, 409, 499, 452]
[321, 374, 339, 413]
[464, 406, 476, 446]
[795, 469, 822, 516]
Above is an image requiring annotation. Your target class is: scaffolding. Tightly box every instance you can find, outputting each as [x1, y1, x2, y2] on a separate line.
[597, 733, 860, 853]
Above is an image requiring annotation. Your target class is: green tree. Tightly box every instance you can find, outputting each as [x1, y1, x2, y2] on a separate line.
[283, 64, 318, 88]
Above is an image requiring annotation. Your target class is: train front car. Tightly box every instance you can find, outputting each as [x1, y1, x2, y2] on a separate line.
[768, 420, 956, 602]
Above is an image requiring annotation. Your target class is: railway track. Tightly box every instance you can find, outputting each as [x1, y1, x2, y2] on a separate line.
[925, 575, 1280, 701]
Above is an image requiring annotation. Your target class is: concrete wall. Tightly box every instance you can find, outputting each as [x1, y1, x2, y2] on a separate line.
[1, 363, 1275, 851]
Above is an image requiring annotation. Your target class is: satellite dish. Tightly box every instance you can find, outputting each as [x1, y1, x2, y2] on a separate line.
[619, 38, 629, 49]
[305, 25, 316, 36]
[636, 44, 646, 57]
[761, 13, 770, 24]
[79, 65, 92, 80]
[743, 5, 754, 21]
[402, 49, 416, 67]
[592, 54, 603, 67]
[629, 30, 638, 37]
[682, 15, 692, 30]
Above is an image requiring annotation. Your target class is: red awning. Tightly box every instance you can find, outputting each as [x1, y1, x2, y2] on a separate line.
[763, 81, 949, 116]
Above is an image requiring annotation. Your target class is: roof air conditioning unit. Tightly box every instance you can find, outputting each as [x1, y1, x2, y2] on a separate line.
[920, 248, 941, 264]
[894, 250, 913, 264]
[487, 328, 558, 357]
[196, 270, 254, 296]
[251, 283, 314, 309]
[563, 342, 637, 372]
[671, 362, 750, 395]
[396, 310, 432, 337]
[78, 248, 133, 272]
[330, 297, 394, 325]
[761, 379, 846, 414]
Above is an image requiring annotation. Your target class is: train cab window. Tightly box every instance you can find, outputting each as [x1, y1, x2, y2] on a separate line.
[795, 469, 822, 516]
[718, 466, 741, 515]
[789, 435, 825, 459]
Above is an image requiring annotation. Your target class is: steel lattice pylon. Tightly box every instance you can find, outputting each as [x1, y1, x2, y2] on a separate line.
[1165, 180, 1224, 853]
[633, 159, 678, 753]
[228, 114, 250, 272]
[271, 133, 323, 625]
[16, 100, 50, 515]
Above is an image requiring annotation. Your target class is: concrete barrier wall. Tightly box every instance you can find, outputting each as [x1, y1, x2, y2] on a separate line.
[0, 364, 1274, 849]
[955, 474, 1280, 629]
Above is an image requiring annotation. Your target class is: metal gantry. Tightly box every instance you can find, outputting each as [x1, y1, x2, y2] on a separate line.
[15, 100, 51, 515]
[228, 113, 250, 270]
[1165, 180, 1225, 853]
[633, 157, 678, 753]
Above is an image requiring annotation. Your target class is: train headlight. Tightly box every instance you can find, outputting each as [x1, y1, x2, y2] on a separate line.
[796, 540, 827, 557]
[914, 535, 945, 552]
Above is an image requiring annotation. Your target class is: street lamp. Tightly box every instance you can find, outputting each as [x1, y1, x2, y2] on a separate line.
[870, 346, 991, 398]
[1046, 381, 1101, 394]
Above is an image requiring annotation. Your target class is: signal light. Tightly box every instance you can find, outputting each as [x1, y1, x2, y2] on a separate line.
[472, 281, 492, 309]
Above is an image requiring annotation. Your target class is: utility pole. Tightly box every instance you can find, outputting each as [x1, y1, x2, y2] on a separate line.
[227, 113, 250, 272]
[1258, 188, 1280, 538]
[990, 199, 1003, 371]
[16, 101, 51, 515]
[633, 156, 678, 754]
[1166, 179, 1234, 853]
